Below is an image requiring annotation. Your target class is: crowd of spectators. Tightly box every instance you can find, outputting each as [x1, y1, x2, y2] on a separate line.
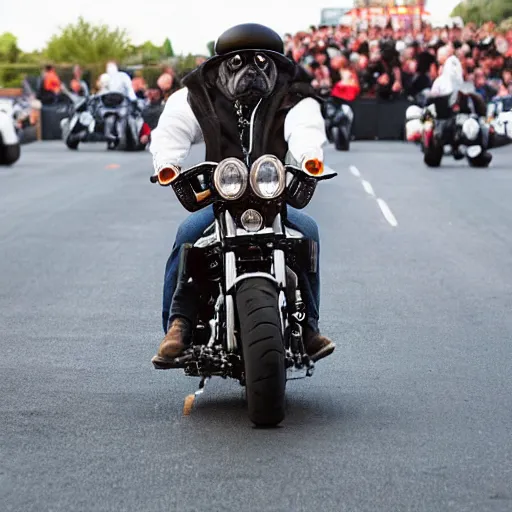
[18, 22, 512, 114]
[284, 22, 512, 104]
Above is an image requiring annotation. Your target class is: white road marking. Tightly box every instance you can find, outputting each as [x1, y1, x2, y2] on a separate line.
[377, 198, 398, 227]
[361, 179, 375, 197]
[347, 165, 398, 228]
[349, 165, 361, 177]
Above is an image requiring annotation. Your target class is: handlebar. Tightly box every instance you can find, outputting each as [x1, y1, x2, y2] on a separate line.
[149, 163, 337, 185]
[149, 160, 337, 212]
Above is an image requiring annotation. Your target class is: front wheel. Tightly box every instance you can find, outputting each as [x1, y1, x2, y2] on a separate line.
[66, 139, 79, 150]
[236, 277, 286, 427]
[333, 125, 350, 151]
[423, 131, 443, 167]
[468, 152, 492, 168]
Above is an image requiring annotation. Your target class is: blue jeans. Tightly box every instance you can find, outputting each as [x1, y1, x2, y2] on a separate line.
[162, 205, 320, 333]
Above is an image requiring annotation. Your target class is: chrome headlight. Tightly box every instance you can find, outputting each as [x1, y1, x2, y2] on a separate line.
[249, 155, 286, 200]
[240, 209, 263, 232]
[213, 157, 248, 200]
[79, 111, 93, 126]
[325, 103, 337, 118]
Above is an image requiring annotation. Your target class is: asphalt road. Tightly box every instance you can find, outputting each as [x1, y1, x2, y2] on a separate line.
[1, 140, 512, 512]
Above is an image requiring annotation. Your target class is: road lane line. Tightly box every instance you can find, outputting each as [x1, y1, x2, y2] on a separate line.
[361, 179, 376, 197]
[347, 164, 398, 228]
[349, 165, 361, 177]
[377, 198, 398, 227]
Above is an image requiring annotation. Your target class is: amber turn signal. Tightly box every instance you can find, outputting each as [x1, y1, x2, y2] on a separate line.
[157, 167, 178, 186]
[304, 158, 324, 176]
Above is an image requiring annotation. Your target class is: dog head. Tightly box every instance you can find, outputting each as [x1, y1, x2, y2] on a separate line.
[215, 51, 278, 102]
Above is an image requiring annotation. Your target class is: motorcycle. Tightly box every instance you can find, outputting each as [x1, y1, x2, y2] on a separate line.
[486, 95, 512, 148]
[0, 102, 21, 166]
[61, 92, 149, 151]
[407, 94, 492, 168]
[150, 155, 336, 426]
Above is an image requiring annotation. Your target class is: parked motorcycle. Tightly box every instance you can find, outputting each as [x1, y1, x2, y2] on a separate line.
[150, 156, 336, 426]
[61, 92, 149, 151]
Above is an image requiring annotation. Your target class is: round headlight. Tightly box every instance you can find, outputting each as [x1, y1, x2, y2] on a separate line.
[79, 111, 93, 126]
[240, 209, 263, 232]
[250, 155, 286, 200]
[214, 158, 248, 200]
[325, 103, 337, 118]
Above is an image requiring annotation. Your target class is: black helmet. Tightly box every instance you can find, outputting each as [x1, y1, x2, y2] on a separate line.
[209, 23, 293, 69]
[215, 23, 284, 55]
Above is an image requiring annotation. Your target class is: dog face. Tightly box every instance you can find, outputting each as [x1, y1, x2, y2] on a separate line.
[215, 51, 278, 102]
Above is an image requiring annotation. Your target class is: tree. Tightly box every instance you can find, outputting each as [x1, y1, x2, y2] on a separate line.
[451, 0, 512, 25]
[44, 17, 131, 66]
[137, 41, 164, 64]
[163, 38, 174, 58]
[0, 32, 21, 63]
[206, 40, 215, 57]
[500, 17, 512, 31]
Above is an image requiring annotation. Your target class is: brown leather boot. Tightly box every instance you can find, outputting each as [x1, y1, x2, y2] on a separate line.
[151, 317, 191, 369]
[304, 328, 336, 362]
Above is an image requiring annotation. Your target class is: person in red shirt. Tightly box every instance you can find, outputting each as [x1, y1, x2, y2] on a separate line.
[43, 65, 61, 94]
[39, 65, 63, 104]
[330, 56, 361, 102]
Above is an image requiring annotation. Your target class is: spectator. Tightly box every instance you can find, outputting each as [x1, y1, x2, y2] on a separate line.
[497, 68, 512, 96]
[132, 70, 147, 99]
[369, 40, 403, 100]
[142, 88, 164, 130]
[70, 65, 89, 97]
[473, 68, 498, 102]
[330, 56, 361, 102]
[156, 66, 177, 102]
[39, 65, 63, 105]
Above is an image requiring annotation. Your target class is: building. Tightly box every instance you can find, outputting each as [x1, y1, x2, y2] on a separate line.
[347, 0, 428, 30]
[320, 7, 352, 26]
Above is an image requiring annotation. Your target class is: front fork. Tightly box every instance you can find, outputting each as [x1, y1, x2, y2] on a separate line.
[222, 211, 312, 373]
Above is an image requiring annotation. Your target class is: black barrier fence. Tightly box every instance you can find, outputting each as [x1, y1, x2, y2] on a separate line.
[350, 97, 413, 141]
[38, 97, 414, 142]
[41, 103, 73, 141]
[19, 125, 37, 145]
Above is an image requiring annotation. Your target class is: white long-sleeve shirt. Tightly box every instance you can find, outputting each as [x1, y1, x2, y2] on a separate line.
[106, 64, 137, 102]
[150, 87, 327, 175]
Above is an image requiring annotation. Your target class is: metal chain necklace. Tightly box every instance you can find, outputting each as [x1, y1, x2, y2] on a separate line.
[234, 100, 252, 161]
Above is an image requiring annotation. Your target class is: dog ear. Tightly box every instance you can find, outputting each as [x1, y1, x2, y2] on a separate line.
[213, 60, 236, 99]
[204, 62, 222, 89]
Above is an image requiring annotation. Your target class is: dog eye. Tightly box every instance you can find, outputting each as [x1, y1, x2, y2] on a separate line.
[229, 54, 243, 69]
[255, 54, 268, 69]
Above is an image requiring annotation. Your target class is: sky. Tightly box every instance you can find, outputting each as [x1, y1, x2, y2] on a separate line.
[1, 0, 461, 56]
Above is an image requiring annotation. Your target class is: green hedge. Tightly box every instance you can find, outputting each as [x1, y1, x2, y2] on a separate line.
[0, 65, 41, 88]
[0, 58, 197, 91]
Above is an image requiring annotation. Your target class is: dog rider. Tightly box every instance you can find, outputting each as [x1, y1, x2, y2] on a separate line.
[149, 23, 336, 368]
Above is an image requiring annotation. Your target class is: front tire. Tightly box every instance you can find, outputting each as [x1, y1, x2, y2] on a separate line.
[423, 133, 443, 167]
[66, 139, 79, 150]
[236, 278, 286, 427]
[333, 125, 350, 151]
